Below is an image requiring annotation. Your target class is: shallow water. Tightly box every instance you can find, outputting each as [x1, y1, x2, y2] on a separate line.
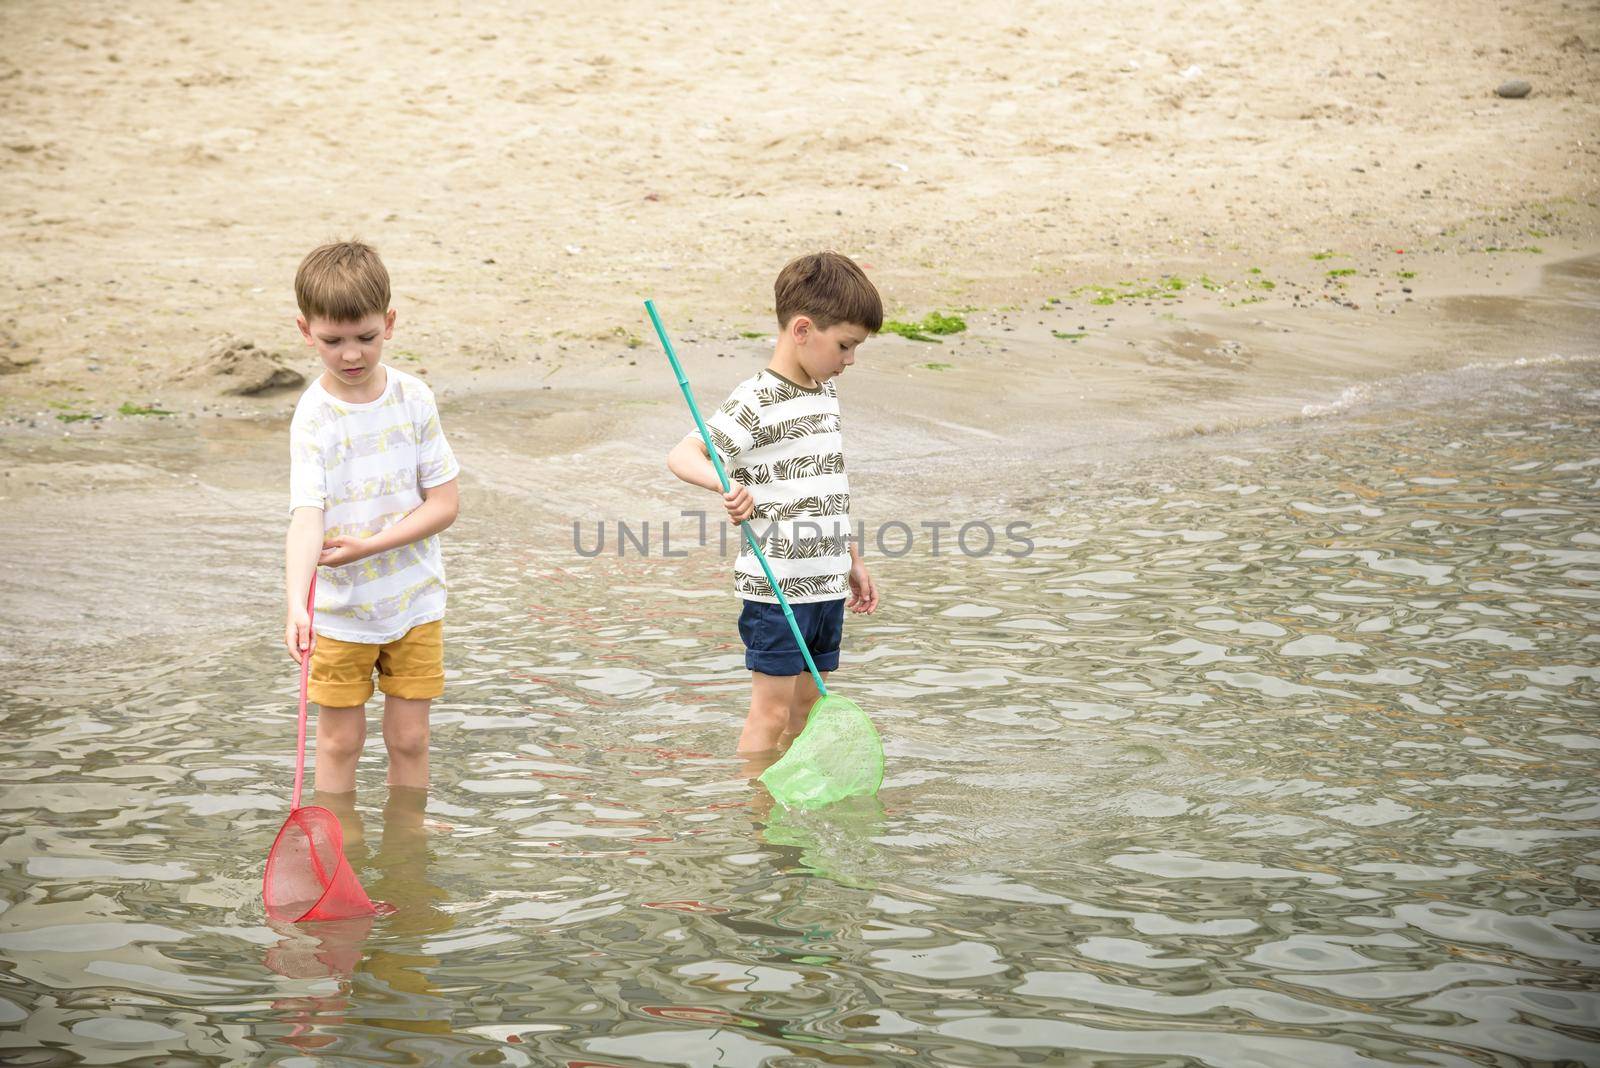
[3, 355, 1599, 1066]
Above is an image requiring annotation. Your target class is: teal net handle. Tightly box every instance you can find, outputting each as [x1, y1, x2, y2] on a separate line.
[646, 299, 829, 697]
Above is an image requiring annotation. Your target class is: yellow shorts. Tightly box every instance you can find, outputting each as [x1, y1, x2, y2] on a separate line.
[309, 620, 444, 707]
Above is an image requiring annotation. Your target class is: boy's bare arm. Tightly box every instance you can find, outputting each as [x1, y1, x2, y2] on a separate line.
[668, 437, 753, 523]
[318, 478, 460, 567]
[667, 436, 722, 492]
[285, 506, 323, 663]
[846, 538, 879, 614]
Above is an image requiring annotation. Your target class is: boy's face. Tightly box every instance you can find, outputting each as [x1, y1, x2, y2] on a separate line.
[793, 318, 869, 383]
[297, 309, 395, 392]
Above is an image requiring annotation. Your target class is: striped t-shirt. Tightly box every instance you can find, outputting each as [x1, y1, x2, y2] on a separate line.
[696, 368, 851, 604]
[289, 367, 460, 643]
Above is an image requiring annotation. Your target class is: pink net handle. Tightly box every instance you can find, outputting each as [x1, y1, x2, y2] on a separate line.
[292, 573, 317, 812]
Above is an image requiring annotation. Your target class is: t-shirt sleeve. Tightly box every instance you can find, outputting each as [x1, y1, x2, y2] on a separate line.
[288, 413, 326, 513]
[698, 387, 759, 472]
[413, 384, 460, 489]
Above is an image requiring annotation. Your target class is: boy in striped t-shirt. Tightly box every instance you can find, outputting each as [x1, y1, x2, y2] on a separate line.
[284, 241, 460, 793]
[668, 252, 882, 754]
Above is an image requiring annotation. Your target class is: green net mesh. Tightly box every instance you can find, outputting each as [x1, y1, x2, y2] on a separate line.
[759, 694, 884, 809]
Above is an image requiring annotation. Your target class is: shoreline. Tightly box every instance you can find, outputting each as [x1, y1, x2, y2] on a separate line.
[5, 239, 1594, 452]
[1, 249, 1596, 665]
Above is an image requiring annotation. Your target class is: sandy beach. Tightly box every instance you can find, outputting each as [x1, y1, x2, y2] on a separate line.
[2, 0, 1597, 414]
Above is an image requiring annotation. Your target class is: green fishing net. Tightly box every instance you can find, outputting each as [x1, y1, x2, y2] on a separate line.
[759, 694, 884, 809]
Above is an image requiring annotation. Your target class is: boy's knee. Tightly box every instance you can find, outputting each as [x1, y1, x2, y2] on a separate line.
[747, 698, 790, 731]
[317, 712, 366, 762]
[383, 719, 429, 760]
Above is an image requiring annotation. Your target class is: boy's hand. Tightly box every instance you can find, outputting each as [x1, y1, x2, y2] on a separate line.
[285, 608, 315, 665]
[723, 485, 754, 525]
[318, 535, 369, 567]
[847, 560, 878, 614]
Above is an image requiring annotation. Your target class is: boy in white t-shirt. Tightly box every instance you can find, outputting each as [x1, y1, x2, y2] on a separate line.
[284, 240, 460, 792]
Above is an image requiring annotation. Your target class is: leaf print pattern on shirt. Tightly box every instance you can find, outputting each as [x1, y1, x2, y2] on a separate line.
[695, 370, 852, 603]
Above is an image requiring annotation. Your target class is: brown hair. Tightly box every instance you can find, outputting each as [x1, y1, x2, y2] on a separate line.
[774, 251, 882, 333]
[294, 240, 391, 322]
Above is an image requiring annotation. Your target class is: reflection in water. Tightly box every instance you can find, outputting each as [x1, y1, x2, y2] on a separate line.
[1, 356, 1598, 1065]
[761, 795, 888, 891]
[262, 787, 455, 1055]
[264, 914, 375, 1054]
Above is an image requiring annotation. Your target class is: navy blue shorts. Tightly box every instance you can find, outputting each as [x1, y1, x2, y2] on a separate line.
[739, 598, 844, 676]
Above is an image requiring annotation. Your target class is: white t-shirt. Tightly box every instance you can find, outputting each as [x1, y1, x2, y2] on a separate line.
[692, 369, 851, 604]
[289, 367, 459, 643]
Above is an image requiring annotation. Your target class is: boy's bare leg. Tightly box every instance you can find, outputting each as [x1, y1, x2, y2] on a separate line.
[738, 751, 781, 780]
[315, 706, 367, 794]
[312, 788, 367, 851]
[383, 783, 428, 832]
[382, 696, 431, 788]
[784, 671, 829, 742]
[738, 671, 797, 755]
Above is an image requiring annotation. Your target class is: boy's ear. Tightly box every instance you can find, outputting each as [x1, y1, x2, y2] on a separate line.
[789, 314, 813, 344]
[384, 308, 396, 338]
[296, 316, 313, 346]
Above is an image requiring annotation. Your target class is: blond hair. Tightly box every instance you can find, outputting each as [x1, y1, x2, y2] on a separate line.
[774, 251, 882, 333]
[294, 240, 391, 321]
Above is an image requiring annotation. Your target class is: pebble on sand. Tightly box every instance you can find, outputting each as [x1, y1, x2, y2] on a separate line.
[1495, 80, 1532, 99]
